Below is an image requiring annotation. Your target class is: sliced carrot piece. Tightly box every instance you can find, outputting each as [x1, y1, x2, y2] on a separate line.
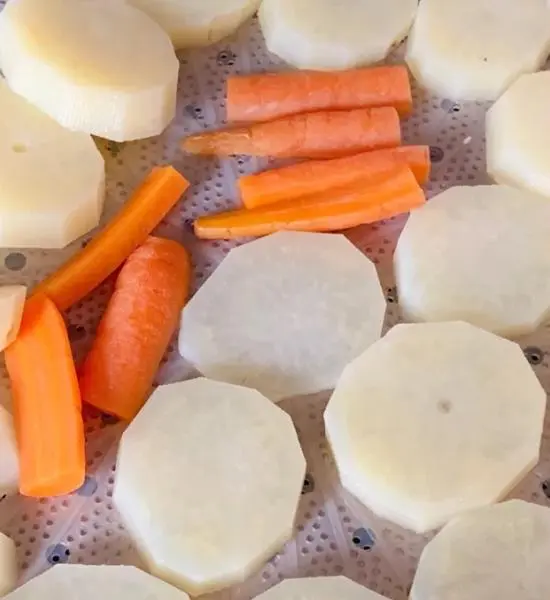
[80, 237, 191, 421]
[239, 145, 431, 208]
[182, 107, 401, 159]
[194, 165, 425, 239]
[4, 295, 85, 497]
[227, 65, 413, 122]
[33, 166, 189, 312]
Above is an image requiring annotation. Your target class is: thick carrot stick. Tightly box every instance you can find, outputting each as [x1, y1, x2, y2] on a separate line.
[4, 295, 85, 497]
[80, 237, 191, 421]
[194, 166, 425, 239]
[32, 166, 189, 312]
[182, 107, 401, 159]
[227, 65, 413, 122]
[239, 146, 430, 208]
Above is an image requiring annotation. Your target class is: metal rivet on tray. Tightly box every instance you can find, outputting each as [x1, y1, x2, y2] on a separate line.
[351, 527, 376, 551]
[386, 287, 398, 304]
[4, 252, 26, 271]
[524, 346, 544, 365]
[301, 473, 315, 495]
[216, 50, 237, 66]
[46, 543, 71, 565]
[429, 146, 445, 163]
[440, 99, 461, 113]
[75, 475, 98, 497]
[542, 480, 550, 499]
[67, 324, 86, 343]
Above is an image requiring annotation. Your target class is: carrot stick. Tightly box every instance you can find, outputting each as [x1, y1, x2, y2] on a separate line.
[227, 65, 413, 122]
[32, 166, 189, 312]
[239, 146, 430, 208]
[194, 166, 425, 240]
[182, 107, 401, 159]
[80, 237, 191, 421]
[4, 295, 85, 497]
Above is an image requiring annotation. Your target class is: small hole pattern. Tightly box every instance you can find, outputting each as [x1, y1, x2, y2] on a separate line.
[1, 15, 549, 600]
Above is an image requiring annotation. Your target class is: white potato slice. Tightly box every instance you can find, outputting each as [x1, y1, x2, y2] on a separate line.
[114, 378, 305, 596]
[259, 0, 417, 70]
[256, 577, 386, 600]
[411, 500, 550, 600]
[179, 231, 386, 402]
[0, 0, 179, 142]
[487, 71, 550, 197]
[0, 533, 16, 597]
[127, 0, 261, 49]
[395, 185, 550, 337]
[325, 322, 546, 533]
[0, 286, 25, 351]
[4, 565, 188, 600]
[406, 0, 550, 101]
[0, 405, 19, 497]
[0, 80, 104, 248]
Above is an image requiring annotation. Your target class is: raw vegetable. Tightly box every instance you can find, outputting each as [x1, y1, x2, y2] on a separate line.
[259, 0, 418, 70]
[114, 378, 305, 595]
[3, 565, 189, 600]
[179, 232, 386, 401]
[256, 577, 386, 600]
[195, 165, 424, 239]
[182, 107, 401, 159]
[0, 79, 104, 249]
[239, 145, 430, 208]
[0, 0, 179, 141]
[0, 286, 26, 351]
[406, 0, 550, 101]
[80, 237, 191, 421]
[325, 322, 545, 533]
[411, 501, 550, 600]
[0, 406, 19, 497]
[487, 71, 550, 197]
[4, 295, 85, 497]
[0, 533, 16, 597]
[127, 0, 261, 49]
[32, 166, 189, 312]
[395, 184, 550, 337]
[227, 65, 413, 122]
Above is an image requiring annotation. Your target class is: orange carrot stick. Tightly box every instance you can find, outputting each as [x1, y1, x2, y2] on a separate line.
[80, 237, 191, 421]
[33, 166, 189, 312]
[182, 107, 401, 159]
[227, 65, 413, 122]
[239, 146, 430, 208]
[4, 295, 85, 497]
[194, 166, 425, 239]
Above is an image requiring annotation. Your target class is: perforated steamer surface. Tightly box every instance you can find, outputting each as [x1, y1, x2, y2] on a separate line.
[1, 10, 550, 600]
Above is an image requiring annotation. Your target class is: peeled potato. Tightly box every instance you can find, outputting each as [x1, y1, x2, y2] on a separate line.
[0, 286, 25, 351]
[127, 0, 261, 49]
[259, 0, 418, 70]
[256, 577, 386, 600]
[406, 0, 550, 101]
[0, 0, 179, 142]
[325, 322, 546, 533]
[411, 501, 550, 600]
[0, 533, 16, 597]
[0, 405, 18, 498]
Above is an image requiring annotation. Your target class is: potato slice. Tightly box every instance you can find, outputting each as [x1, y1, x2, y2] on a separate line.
[259, 0, 417, 70]
[127, 0, 261, 49]
[256, 577, 386, 599]
[0, 286, 25, 351]
[179, 232, 386, 401]
[406, 0, 550, 101]
[3, 565, 188, 600]
[0, 533, 16, 597]
[0, 405, 19, 498]
[114, 378, 305, 596]
[0, 0, 179, 142]
[411, 501, 550, 600]
[395, 185, 550, 337]
[325, 322, 546, 533]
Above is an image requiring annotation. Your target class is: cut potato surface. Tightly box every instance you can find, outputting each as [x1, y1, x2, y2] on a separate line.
[128, 0, 261, 49]
[0, 0, 179, 141]
[325, 322, 546, 533]
[395, 185, 550, 337]
[259, 0, 417, 70]
[411, 500, 550, 600]
[179, 231, 386, 401]
[0, 406, 19, 497]
[406, 0, 550, 101]
[0, 286, 25, 351]
[256, 577, 386, 599]
[4, 565, 189, 600]
[487, 72, 550, 197]
[0, 533, 16, 597]
[114, 378, 305, 596]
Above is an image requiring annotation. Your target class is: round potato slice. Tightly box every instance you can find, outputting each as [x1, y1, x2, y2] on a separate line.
[127, 0, 261, 49]
[179, 232, 386, 401]
[0, 533, 16, 597]
[411, 500, 550, 600]
[406, 0, 550, 101]
[324, 322, 546, 533]
[114, 378, 305, 596]
[0, 0, 179, 141]
[395, 185, 550, 337]
[259, 0, 418, 70]
[256, 577, 386, 600]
